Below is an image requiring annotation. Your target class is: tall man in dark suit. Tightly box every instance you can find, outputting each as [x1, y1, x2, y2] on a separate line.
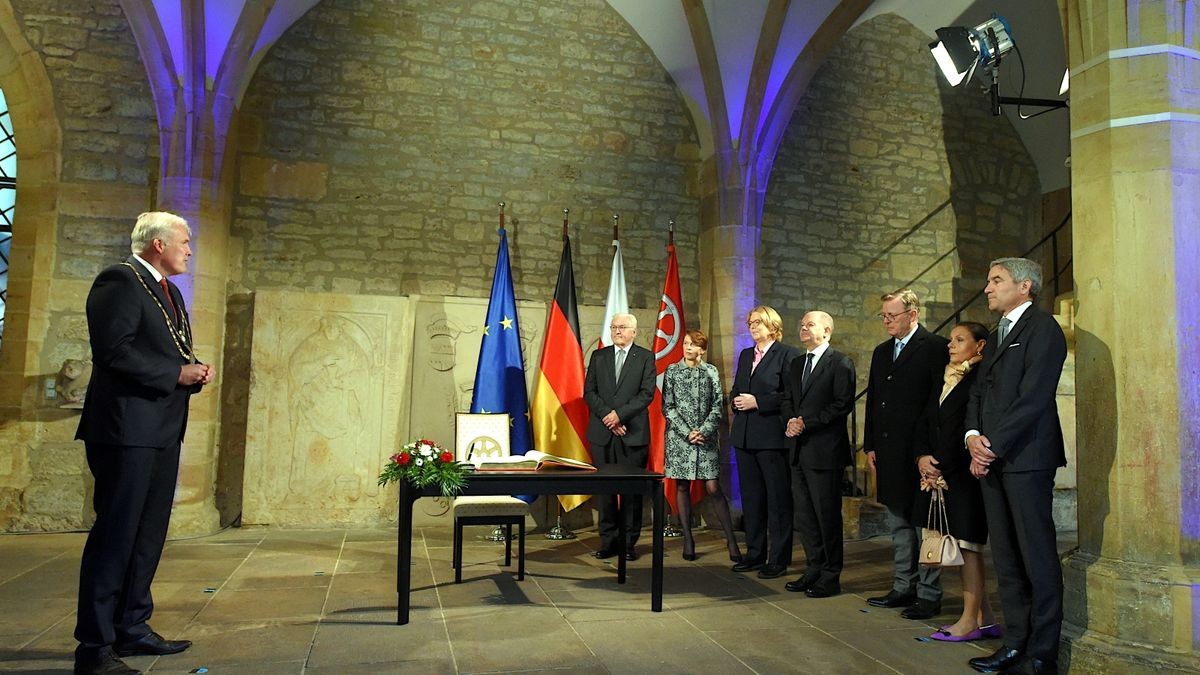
[584, 313, 657, 561]
[964, 257, 1067, 675]
[781, 311, 856, 598]
[863, 290, 949, 620]
[74, 212, 215, 675]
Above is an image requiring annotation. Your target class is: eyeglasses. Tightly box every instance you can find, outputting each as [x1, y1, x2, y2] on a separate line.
[746, 319, 764, 328]
[610, 325, 632, 331]
[877, 310, 913, 323]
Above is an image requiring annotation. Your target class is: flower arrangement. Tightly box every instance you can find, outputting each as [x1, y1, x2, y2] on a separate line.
[377, 438, 471, 497]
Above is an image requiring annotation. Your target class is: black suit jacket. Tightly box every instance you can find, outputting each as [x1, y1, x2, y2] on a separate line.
[917, 368, 977, 476]
[863, 325, 949, 510]
[76, 258, 197, 448]
[965, 305, 1067, 472]
[781, 347, 856, 470]
[729, 342, 801, 450]
[584, 342, 656, 447]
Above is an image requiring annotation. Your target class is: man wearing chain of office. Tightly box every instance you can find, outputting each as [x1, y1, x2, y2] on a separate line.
[73, 211, 215, 675]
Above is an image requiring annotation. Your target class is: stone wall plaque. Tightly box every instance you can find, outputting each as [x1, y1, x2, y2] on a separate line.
[242, 290, 414, 526]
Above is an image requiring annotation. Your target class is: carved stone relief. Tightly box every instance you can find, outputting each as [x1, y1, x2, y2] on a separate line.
[242, 290, 414, 526]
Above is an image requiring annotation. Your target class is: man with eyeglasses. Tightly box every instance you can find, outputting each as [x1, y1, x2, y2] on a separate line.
[584, 313, 657, 561]
[863, 289, 950, 620]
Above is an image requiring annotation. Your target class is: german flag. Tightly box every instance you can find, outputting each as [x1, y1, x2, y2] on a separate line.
[530, 229, 590, 511]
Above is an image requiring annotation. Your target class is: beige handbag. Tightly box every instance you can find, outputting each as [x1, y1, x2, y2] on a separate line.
[920, 485, 964, 567]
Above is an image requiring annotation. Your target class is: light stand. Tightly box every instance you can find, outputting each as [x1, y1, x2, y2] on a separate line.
[982, 25, 1067, 117]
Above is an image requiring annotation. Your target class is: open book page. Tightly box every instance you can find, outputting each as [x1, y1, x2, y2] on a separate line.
[474, 450, 596, 471]
[525, 450, 596, 470]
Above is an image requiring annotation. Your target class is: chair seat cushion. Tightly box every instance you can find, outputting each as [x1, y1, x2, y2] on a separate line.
[453, 496, 529, 517]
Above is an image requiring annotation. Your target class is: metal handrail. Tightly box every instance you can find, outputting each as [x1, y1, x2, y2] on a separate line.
[846, 209, 1073, 499]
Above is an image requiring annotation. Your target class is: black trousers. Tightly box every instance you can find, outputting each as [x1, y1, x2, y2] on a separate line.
[594, 437, 648, 551]
[76, 442, 181, 648]
[791, 463, 843, 582]
[734, 447, 792, 568]
[981, 468, 1062, 660]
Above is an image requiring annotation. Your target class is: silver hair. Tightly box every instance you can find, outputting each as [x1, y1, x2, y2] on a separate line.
[130, 211, 190, 254]
[613, 312, 637, 329]
[990, 257, 1043, 297]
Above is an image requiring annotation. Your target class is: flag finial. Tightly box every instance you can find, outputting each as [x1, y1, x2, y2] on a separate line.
[612, 213, 619, 241]
[562, 209, 570, 238]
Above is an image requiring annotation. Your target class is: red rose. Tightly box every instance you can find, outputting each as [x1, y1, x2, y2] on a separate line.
[390, 453, 403, 464]
[397, 452, 412, 466]
[439, 451, 454, 463]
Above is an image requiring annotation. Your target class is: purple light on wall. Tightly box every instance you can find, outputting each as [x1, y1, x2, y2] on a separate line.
[1178, 193, 1200, 544]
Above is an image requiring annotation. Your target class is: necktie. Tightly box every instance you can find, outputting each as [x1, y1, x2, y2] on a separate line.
[893, 339, 905, 361]
[615, 348, 626, 380]
[999, 317, 1012, 343]
[751, 346, 764, 372]
[159, 278, 178, 322]
[802, 353, 814, 387]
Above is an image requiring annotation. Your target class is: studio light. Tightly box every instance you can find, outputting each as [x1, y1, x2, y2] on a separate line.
[929, 14, 1067, 117]
[929, 16, 1013, 87]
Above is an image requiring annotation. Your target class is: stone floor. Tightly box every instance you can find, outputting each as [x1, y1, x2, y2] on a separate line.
[0, 522, 1076, 674]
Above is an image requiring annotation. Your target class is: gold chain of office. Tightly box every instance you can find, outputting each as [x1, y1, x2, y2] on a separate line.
[120, 262, 196, 362]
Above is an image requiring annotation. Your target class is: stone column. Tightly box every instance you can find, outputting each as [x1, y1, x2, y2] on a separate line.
[156, 175, 230, 536]
[1061, 1, 1199, 671]
[697, 149, 771, 515]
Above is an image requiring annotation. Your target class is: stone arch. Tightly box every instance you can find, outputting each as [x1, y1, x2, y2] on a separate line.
[0, 1, 62, 415]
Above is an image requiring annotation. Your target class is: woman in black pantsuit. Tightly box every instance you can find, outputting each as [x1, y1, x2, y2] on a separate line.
[728, 305, 801, 577]
[913, 321, 999, 642]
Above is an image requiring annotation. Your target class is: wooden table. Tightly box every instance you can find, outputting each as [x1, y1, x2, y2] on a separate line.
[396, 466, 665, 625]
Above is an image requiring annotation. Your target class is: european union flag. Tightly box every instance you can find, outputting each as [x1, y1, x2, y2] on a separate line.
[470, 226, 532, 461]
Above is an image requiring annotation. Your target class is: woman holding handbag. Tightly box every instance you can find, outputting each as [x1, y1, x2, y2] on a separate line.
[913, 321, 1000, 642]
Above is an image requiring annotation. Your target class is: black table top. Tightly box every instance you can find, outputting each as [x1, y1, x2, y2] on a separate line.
[404, 466, 664, 498]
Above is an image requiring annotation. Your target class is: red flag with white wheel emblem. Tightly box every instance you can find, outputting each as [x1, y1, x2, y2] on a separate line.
[647, 239, 704, 512]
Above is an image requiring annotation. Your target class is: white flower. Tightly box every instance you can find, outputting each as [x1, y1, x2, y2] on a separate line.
[415, 458, 424, 466]
[420, 444, 433, 456]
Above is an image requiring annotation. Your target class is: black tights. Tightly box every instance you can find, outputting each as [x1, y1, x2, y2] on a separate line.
[676, 479, 741, 559]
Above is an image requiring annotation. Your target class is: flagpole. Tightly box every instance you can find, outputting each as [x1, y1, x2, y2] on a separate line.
[545, 206, 578, 542]
[482, 200, 518, 544]
[661, 217, 685, 540]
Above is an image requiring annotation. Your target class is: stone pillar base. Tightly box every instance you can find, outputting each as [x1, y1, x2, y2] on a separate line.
[1063, 550, 1199, 673]
[167, 501, 220, 538]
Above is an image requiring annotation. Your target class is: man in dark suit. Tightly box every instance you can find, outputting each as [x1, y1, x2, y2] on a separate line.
[584, 312, 656, 561]
[863, 290, 949, 620]
[964, 257, 1067, 675]
[781, 311, 856, 598]
[74, 212, 215, 675]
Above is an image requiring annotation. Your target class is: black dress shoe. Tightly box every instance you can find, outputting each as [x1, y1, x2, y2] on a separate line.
[900, 598, 942, 620]
[74, 646, 140, 674]
[624, 549, 639, 561]
[756, 564, 786, 579]
[592, 548, 618, 560]
[866, 589, 917, 608]
[968, 646, 1023, 673]
[731, 559, 764, 573]
[113, 631, 191, 657]
[804, 581, 840, 598]
[784, 573, 819, 593]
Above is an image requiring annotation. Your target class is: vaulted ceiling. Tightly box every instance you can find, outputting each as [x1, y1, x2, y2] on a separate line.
[140, 0, 1068, 191]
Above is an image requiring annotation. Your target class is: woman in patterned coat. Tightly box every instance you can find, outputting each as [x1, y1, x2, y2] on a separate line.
[663, 329, 740, 561]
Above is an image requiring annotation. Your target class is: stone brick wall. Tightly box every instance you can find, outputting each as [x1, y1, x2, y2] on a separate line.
[11, 0, 158, 279]
[1, 0, 158, 531]
[760, 13, 1041, 377]
[231, 0, 702, 310]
